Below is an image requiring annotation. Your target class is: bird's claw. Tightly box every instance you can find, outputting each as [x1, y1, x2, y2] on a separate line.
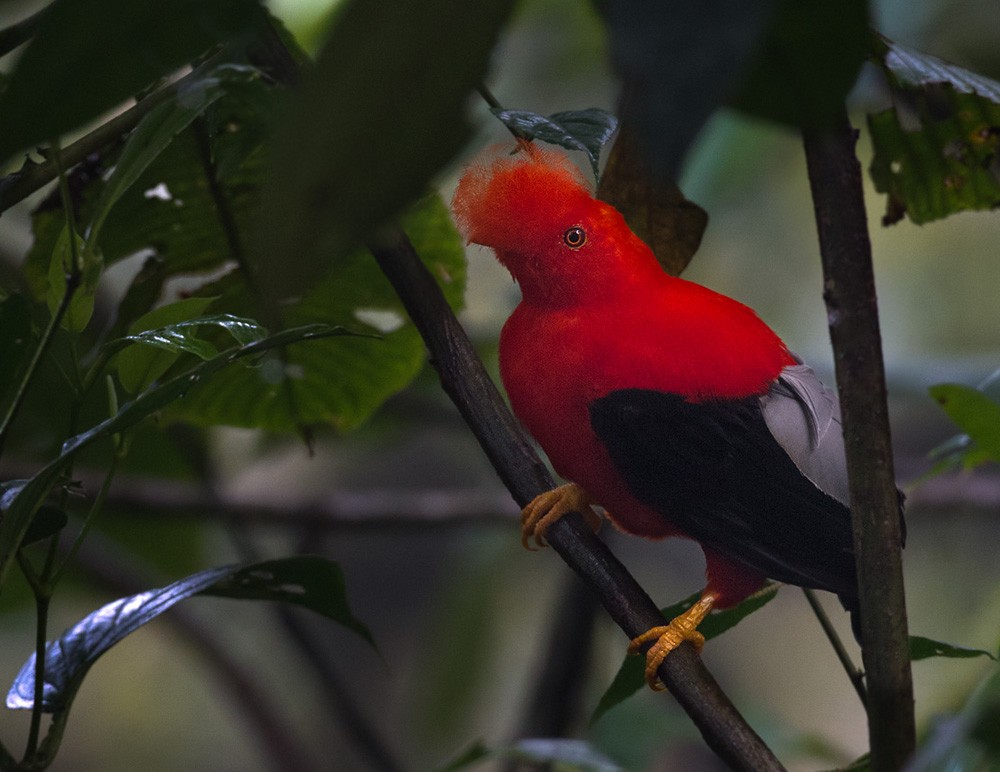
[520, 483, 602, 550]
[628, 594, 716, 690]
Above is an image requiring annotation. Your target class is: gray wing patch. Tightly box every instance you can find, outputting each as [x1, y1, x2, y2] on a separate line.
[760, 364, 850, 506]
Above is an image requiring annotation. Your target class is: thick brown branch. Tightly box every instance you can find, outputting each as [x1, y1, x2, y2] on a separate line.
[802, 114, 915, 771]
[369, 227, 784, 772]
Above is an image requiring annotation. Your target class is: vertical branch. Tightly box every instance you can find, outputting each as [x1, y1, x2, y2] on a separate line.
[802, 113, 915, 770]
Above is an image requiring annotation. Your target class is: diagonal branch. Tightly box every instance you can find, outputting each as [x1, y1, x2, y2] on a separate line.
[369, 226, 784, 772]
[802, 113, 915, 771]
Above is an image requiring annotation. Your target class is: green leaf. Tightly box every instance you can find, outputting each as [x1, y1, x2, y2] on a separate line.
[87, 65, 259, 249]
[907, 668, 1000, 771]
[250, 0, 514, 305]
[869, 38, 1000, 225]
[605, 2, 779, 180]
[6, 556, 371, 713]
[729, 0, 868, 128]
[116, 296, 218, 393]
[0, 482, 66, 546]
[0, 323, 354, 586]
[163, 194, 466, 432]
[592, 583, 780, 723]
[23, 65, 278, 303]
[929, 383, 1000, 465]
[490, 109, 618, 178]
[0, 293, 32, 401]
[45, 226, 100, 333]
[0, 0, 261, 164]
[909, 635, 996, 662]
[203, 555, 373, 647]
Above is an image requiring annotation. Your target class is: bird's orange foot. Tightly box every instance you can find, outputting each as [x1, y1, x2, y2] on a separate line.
[628, 594, 716, 691]
[520, 483, 603, 550]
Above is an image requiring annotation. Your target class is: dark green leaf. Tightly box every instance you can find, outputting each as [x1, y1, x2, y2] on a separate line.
[0, 323, 354, 585]
[1, 482, 65, 545]
[203, 555, 373, 646]
[869, 39, 1000, 225]
[909, 635, 996, 662]
[6, 556, 370, 712]
[490, 108, 618, 178]
[929, 383, 1000, 465]
[87, 65, 261, 248]
[250, 0, 514, 305]
[46, 226, 100, 333]
[592, 584, 780, 722]
[0, 0, 261, 164]
[0, 293, 32, 401]
[163, 195, 465, 432]
[606, 1, 778, 180]
[23, 65, 277, 303]
[729, 0, 868, 128]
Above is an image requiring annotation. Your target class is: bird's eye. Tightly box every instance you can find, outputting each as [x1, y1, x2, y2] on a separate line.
[563, 226, 587, 249]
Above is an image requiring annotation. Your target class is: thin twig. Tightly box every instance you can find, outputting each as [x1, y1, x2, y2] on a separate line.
[801, 589, 867, 707]
[370, 226, 785, 772]
[0, 66, 205, 214]
[803, 113, 915, 771]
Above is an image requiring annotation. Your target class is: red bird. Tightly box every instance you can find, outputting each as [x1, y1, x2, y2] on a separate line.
[452, 144, 870, 687]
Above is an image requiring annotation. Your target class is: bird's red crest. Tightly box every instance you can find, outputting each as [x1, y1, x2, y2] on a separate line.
[451, 144, 594, 255]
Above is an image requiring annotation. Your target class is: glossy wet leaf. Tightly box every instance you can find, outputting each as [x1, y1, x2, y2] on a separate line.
[909, 635, 996, 662]
[0, 323, 354, 585]
[6, 556, 371, 712]
[490, 108, 618, 178]
[115, 296, 218, 393]
[0, 0, 260, 164]
[869, 38, 1000, 225]
[251, 0, 513, 305]
[592, 583, 780, 722]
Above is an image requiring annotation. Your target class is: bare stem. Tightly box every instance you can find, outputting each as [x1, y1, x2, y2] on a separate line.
[801, 588, 867, 707]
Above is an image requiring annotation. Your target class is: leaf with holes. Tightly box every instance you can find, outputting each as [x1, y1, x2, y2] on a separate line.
[910, 635, 996, 662]
[6, 556, 371, 713]
[869, 38, 1000, 225]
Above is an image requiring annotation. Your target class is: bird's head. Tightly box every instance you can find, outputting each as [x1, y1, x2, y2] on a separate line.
[452, 144, 652, 305]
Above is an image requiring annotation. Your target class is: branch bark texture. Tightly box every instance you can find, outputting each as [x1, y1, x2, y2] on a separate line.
[803, 115, 915, 770]
[370, 227, 784, 772]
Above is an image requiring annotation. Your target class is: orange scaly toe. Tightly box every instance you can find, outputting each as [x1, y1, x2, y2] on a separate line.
[520, 483, 602, 550]
[628, 594, 716, 690]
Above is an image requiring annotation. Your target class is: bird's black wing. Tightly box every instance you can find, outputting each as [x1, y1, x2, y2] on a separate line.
[589, 366, 862, 607]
